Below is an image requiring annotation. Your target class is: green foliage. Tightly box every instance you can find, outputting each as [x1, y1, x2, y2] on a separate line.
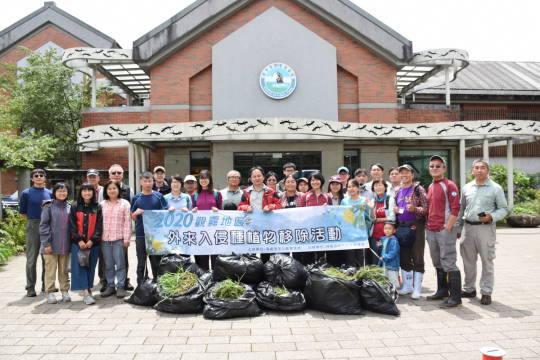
[157, 267, 198, 298]
[0, 47, 112, 168]
[512, 190, 540, 215]
[273, 285, 289, 296]
[0, 131, 58, 168]
[0, 210, 27, 264]
[354, 265, 390, 285]
[213, 279, 245, 299]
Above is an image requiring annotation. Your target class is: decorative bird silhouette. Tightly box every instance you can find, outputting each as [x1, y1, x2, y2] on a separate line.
[510, 127, 522, 132]
[463, 126, 477, 133]
[477, 122, 492, 129]
[383, 130, 393, 135]
[408, 129, 420, 136]
[367, 130, 377, 136]
[323, 122, 333, 129]
[118, 131, 131, 136]
[191, 124, 204, 128]
[341, 124, 351, 130]
[280, 120, 294, 125]
[312, 125, 322, 131]
[234, 120, 248, 126]
[392, 125, 404, 130]
[417, 125, 430, 129]
[304, 120, 315, 127]
[437, 128, 449, 135]
[86, 129, 95, 133]
[215, 121, 227, 127]
[330, 128, 340, 134]
[243, 125, 257, 132]
[373, 125, 386, 130]
[201, 127, 212, 135]
[288, 126, 302, 131]
[226, 126, 239, 132]
[487, 126, 501, 132]
[147, 131, 160, 136]
[101, 131, 113, 137]
[81, 135, 90, 139]
[451, 123, 465, 128]
[110, 126, 121, 132]
[171, 130, 183, 135]
[136, 125, 149, 131]
[529, 122, 537, 128]
[256, 119, 271, 126]
[357, 125, 367, 130]
[161, 126, 174, 132]
[503, 122, 516, 126]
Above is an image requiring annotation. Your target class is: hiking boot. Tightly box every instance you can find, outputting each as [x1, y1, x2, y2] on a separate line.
[100, 287, 116, 297]
[439, 271, 462, 308]
[427, 268, 449, 301]
[125, 279, 134, 291]
[116, 287, 127, 298]
[461, 289, 477, 298]
[46, 293, 58, 304]
[480, 294, 492, 305]
[26, 288, 37, 297]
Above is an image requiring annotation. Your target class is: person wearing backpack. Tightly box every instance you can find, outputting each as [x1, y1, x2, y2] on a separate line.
[395, 164, 428, 300]
[191, 170, 223, 270]
[425, 155, 462, 308]
[369, 179, 396, 265]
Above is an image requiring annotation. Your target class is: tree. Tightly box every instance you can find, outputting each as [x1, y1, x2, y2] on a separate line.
[0, 47, 98, 168]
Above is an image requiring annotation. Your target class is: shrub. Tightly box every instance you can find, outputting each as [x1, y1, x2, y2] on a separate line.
[0, 209, 27, 264]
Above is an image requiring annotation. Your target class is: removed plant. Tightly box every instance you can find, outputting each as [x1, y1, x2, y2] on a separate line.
[323, 267, 355, 280]
[157, 267, 198, 298]
[354, 265, 389, 285]
[213, 278, 245, 299]
[273, 285, 289, 296]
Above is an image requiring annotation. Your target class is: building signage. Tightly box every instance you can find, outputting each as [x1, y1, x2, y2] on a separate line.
[259, 63, 297, 99]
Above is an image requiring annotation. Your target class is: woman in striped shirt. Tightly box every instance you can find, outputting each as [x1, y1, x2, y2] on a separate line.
[100, 181, 132, 298]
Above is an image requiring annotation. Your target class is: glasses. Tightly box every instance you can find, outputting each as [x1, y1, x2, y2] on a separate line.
[267, 178, 277, 182]
[33, 174, 45, 178]
[110, 171, 123, 175]
[228, 176, 241, 179]
[429, 165, 443, 169]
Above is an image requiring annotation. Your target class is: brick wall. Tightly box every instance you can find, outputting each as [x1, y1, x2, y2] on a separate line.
[398, 108, 460, 123]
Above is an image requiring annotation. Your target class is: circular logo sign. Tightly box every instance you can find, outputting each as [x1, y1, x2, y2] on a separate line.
[260, 63, 297, 99]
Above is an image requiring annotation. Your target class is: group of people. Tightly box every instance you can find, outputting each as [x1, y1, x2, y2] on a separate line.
[20, 156, 508, 308]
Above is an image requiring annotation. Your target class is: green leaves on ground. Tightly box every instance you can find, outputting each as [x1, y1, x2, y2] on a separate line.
[157, 267, 198, 298]
[213, 279, 245, 299]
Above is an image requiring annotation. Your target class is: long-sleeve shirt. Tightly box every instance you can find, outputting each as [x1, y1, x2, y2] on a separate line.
[426, 178, 460, 231]
[192, 190, 223, 210]
[39, 200, 71, 254]
[376, 235, 400, 271]
[298, 190, 332, 207]
[131, 191, 168, 238]
[458, 179, 508, 225]
[100, 199, 132, 244]
[19, 187, 52, 219]
[69, 202, 103, 244]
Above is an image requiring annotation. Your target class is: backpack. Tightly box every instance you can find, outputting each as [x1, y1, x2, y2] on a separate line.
[193, 190, 219, 208]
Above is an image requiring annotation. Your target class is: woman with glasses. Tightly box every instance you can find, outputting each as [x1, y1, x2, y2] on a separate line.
[265, 171, 279, 193]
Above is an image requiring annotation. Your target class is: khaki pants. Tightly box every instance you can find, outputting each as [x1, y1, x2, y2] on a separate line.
[426, 228, 459, 273]
[460, 223, 496, 295]
[43, 254, 70, 293]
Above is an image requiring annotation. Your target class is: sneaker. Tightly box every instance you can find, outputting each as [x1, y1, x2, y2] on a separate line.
[116, 287, 127, 298]
[61, 291, 71, 302]
[26, 288, 37, 297]
[83, 295, 96, 305]
[46, 293, 58, 304]
[101, 286, 116, 297]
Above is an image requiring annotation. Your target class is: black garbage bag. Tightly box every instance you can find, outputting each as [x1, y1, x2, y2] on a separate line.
[256, 281, 306, 311]
[158, 254, 204, 277]
[125, 279, 159, 307]
[203, 282, 263, 319]
[154, 273, 212, 314]
[358, 279, 400, 316]
[263, 254, 308, 290]
[303, 267, 363, 315]
[213, 254, 264, 284]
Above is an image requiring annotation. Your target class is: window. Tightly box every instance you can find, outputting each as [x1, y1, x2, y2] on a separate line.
[398, 149, 451, 188]
[233, 152, 321, 185]
[344, 149, 360, 173]
[190, 151, 211, 176]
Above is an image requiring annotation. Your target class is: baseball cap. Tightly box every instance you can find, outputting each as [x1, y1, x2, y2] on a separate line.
[429, 155, 446, 165]
[153, 166, 166, 173]
[297, 177, 308, 184]
[329, 175, 342, 184]
[337, 166, 349, 174]
[86, 169, 99, 176]
[184, 175, 197, 182]
[398, 164, 414, 173]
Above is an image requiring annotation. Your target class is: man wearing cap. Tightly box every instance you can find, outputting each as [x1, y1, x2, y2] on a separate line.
[337, 166, 350, 194]
[19, 169, 52, 297]
[425, 155, 462, 308]
[183, 175, 198, 197]
[86, 169, 104, 203]
[458, 159, 508, 305]
[395, 164, 427, 300]
[278, 163, 297, 192]
[220, 170, 243, 210]
[153, 166, 171, 196]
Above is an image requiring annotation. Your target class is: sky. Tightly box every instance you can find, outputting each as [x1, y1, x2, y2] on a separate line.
[2, 0, 540, 62]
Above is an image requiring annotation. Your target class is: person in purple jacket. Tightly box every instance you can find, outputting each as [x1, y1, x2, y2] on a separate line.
[39, 183, 71, 304]
[191, 170, 222, 270]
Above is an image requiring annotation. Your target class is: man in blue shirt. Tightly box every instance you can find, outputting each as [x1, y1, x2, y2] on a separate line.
[131, 172, 169, 285]
[19, 169, 52, 297]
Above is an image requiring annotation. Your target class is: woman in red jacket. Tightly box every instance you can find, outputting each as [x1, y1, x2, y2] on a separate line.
[69, 183, 103, 305]
[238, 166, 281, 262]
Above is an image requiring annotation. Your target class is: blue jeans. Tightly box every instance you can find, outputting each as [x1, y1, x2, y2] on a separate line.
[101, 240, 126, 288]
[71, 243, 99, 291]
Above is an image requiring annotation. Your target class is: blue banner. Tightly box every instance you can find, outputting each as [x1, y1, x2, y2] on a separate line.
[143, 205, 369, 255]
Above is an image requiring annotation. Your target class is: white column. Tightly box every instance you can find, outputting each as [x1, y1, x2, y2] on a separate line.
[483, 138, 490, 162]
[507, 138, 514, 210]
[128, 142, 135, 193]
[445, 67, 451, 106]
[459, 139, 466, 189]
[134, 144, 141, 193]
[91, 66, 97, 108]
[140, 146, 148, 173]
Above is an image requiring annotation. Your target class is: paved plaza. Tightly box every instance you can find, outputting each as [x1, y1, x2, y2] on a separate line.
[0, 227, 539, 360]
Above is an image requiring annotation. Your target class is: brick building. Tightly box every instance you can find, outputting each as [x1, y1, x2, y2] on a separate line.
[3, 0, 539, 206]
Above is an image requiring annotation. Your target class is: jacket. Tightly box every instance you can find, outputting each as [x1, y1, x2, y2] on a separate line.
[298, 190, 332, 207]
[238, 186, 281, 211]
[376, 235, 400, 271]
[39, 200, 71, 254]
[278, 191, 303, 208]
[69, 202, 103, 244]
